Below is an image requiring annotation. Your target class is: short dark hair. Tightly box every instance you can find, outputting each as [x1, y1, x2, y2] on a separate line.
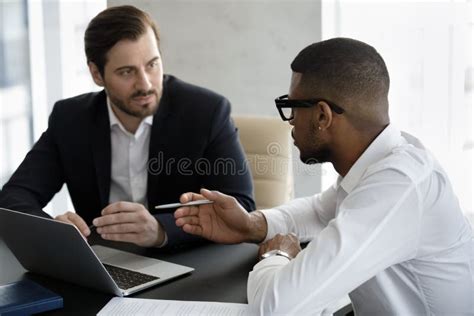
[84, 5, 160, 76]
[291, 38, 390, 128]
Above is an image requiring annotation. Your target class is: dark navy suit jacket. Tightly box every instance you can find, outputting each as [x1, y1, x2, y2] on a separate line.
[0, 75, 255, 248]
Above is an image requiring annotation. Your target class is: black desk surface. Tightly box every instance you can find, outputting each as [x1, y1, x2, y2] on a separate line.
[0, 235, 259, 315]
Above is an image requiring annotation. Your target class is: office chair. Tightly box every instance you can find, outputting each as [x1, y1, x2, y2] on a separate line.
[233, 116, 294, 210]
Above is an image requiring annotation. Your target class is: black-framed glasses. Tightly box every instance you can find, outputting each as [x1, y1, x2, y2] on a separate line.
[274, 94, 345, 121]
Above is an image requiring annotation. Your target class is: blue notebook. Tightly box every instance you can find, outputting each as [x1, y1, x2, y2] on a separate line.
[0, 279, 63, 315]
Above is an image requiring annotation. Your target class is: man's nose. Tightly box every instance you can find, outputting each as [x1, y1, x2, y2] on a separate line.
[135, 70, 152, 91]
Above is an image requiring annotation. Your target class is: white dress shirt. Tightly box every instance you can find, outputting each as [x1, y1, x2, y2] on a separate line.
[107, 100, 152, 208]
[248, 124, 474, 315]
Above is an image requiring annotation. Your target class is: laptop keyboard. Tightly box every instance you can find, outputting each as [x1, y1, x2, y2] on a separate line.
[103, 263, 159, 290]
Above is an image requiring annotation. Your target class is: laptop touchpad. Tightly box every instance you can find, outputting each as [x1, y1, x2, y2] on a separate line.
[92, 245, 157, 270]
[104, 253, 157, 270]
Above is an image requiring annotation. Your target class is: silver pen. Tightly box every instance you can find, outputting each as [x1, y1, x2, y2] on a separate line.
[154, 199, 214, 209]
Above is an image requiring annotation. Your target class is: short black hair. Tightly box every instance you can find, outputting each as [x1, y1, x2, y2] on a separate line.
[291, 38, 390, 101]
[84, 5, 160, 77]
[291, 38, 390, 128]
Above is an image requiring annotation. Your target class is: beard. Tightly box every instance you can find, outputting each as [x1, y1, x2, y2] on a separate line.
[108, 88, 160, 118]
[300, 143, 331, 165]
[297, 121, 332, 165]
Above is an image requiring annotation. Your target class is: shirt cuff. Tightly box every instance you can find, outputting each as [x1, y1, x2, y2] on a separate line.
[259, 208, 290, 242]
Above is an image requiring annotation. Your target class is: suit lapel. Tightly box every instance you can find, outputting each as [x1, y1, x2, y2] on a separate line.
[91, 91, 111, 208]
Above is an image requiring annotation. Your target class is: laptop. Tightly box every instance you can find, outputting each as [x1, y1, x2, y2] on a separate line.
[0, 208, 194, 296]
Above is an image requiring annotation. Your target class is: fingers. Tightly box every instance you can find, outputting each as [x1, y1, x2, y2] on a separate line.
[182, 223, 203, 236]
[93, 202, 162, 246]
[175, 215, 201, 227]
[100, 232, 141, 244]
[179, 192, 205, 204]
[200, 189, 237, 209]
[103, 220, 162, 247]
[93, 211, 138, 227]
[95, 222, 138, 235]
[101, 201, 142, 215]
[176, 191, 207, 218]
[257, 244, 267, 258]
[258, 233, 302, 259]
[177, 189, 237, 218]
[95, 202, 150, 228]
[55, 211, 90, 237]
[175, 211, 207, 238]
[182, 188, 227, 205]
[200, 188, 219, 201]
[174, 205, 200, 218]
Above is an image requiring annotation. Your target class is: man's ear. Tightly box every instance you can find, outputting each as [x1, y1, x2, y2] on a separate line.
[315, 101, 333, 131]
[88, 62, 104, 87]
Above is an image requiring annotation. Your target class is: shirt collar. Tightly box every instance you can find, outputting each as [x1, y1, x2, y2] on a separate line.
[106, 97, 153, 136]
[338, 124, 404, 194]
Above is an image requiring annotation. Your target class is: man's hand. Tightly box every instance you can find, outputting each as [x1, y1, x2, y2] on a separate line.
[174, 188, 266, 244]
[92, 202, 165, 247]
[258, 233, 302, 260]
[55, 211, 91, 238]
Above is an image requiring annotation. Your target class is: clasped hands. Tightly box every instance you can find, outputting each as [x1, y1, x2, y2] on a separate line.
[257, 233, 301, 260]
[55, 201, 165, 247]
[174, 188, 302, 259]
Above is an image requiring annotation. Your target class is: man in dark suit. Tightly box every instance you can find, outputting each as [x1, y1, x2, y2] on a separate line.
[0, 5, 254, 249]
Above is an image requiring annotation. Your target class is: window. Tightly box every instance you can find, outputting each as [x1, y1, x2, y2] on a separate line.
[0, 1, 33, 186]
[321, 0, 473, 223]
[0, 0, 106, 216]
